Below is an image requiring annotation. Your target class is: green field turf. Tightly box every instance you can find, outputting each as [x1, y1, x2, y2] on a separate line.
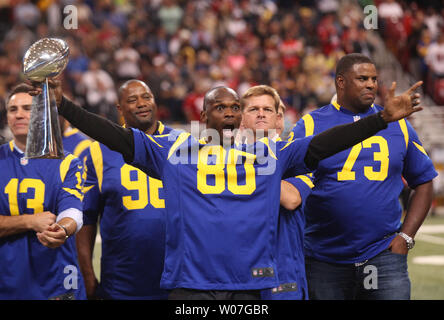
[409, 215, 444, 300]
[91, 215, 444, 300]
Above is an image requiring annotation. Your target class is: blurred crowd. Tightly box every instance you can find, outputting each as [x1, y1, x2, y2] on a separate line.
[1, 0, 443, 135]
[0, 0, 380, 132]
[375, 0, 444, 104]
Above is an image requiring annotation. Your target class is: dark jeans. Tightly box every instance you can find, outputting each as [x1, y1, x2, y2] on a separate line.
[305, 249, 411, 300]
[169, 288, 262, 300]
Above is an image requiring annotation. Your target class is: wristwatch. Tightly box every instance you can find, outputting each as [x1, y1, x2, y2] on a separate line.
[397, 232, 415, 249]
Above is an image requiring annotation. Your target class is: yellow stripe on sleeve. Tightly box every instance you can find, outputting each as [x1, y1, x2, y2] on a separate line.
[89, 141, 104, 192]
[280, 138, 297, 152]
[146, 135, 164, 148]
[279, 131, 294, 151]
[413, 141, 429, 156]
[258, 137, 277, 160]
[295, 175, 314, 189]
[167, 132, 191, 160]
[285, 132, 293, 142]
[398, 119, 409, 149]
[280, 115, 313, 151]
[301, 114, 314, 137]
[59, 154, 76, 183]
[82, 185, 95, 194]
[62, 187, 84, 201]
[73, 140, 92, 158]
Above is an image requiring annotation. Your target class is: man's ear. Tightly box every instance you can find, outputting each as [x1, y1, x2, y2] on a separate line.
[200, 109, 207, 123]
[336, 75, 345, 90]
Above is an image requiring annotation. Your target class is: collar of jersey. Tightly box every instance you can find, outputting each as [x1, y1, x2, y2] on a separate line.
[272, 135, 281, 142]
[198, 138, 241, 148]
[331, 100, 377, 117]
[9, 140, 24, 156]
[123, 121, 164, 135]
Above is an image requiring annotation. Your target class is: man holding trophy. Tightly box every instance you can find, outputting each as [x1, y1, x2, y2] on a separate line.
[0, 39, 86, 299]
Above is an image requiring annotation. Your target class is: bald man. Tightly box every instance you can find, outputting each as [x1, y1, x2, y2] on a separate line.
[200, 86, 242, 145]
[76, 80, 173, 299]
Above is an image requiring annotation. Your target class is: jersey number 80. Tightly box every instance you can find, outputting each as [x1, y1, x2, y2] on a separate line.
[197, 146, 257, 195]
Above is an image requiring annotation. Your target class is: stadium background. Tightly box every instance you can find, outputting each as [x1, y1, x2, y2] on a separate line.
[0, 0, 443, 299]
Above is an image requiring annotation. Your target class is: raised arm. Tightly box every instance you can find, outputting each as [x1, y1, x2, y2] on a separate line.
[59, 97, 135, 163]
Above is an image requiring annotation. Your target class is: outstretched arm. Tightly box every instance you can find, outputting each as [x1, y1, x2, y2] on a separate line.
[29, 81, 135, 162]
[59, 97, 135, 162]
[305, 81, 423, 169]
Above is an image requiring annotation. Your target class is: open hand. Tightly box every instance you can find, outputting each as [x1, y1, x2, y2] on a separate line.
[381, 81, 423, 123]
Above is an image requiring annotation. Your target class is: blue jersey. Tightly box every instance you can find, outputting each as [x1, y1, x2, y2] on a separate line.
[0, 141, 86, 299]
[62, 126, 91, 292]
[82, 122, 172, 299]
[292, 103, 438, 264]
[130, 128, 313, 290]
[261, 175, 312, 300]
[63, 128, 91, 164]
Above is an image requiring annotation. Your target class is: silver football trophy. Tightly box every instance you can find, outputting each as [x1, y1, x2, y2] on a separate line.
[22, 38, 69, 159]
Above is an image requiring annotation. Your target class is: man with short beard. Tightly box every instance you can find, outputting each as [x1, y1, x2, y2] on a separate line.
[76, 80, 172, 299]
[292, 53, 437, 300]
